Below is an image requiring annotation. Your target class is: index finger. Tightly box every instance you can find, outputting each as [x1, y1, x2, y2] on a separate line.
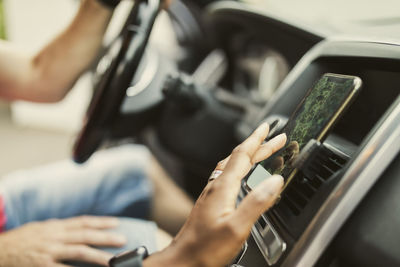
[220, 123, 270, 182]
[65, 216, 119, 230]
[61, 229, 126, 247]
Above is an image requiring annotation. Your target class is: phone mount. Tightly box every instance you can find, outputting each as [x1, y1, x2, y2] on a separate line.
[291, 139, 322, 171]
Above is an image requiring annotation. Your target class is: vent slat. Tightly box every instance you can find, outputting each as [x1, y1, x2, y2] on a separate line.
[316, 173, 327, 181]
[321, 164, 335, 175]
[316, 156, 341, 171]
[302, 181, 318, 193]
[297, 178, 317, 198]
[328, 157, 344, 169]
[285, 187, 307, 207]
[290, 182, 310, 200]
[309, 175, 323, 188]
[282, 196, 301, 216]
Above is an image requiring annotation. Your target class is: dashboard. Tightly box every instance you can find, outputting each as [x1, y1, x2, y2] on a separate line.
[115, 1, 400, 266]
[204, 1, 400, 266]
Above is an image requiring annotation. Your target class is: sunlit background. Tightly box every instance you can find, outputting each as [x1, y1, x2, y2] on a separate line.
[0, 0, 175, 175]
[0, 0, 82, 175]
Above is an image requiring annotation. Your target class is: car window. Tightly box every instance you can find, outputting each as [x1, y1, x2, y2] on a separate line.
[242, 0, 400, 39]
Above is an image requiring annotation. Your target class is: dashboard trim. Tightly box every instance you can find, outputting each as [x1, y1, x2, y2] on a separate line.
[251, 215, 286, 265]
[282, 96, 400, 267]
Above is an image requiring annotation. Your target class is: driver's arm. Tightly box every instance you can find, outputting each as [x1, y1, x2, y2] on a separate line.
[0, 0, 113, 103]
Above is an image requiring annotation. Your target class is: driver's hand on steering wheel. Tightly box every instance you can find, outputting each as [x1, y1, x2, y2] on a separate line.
[144, 123, 287, 267]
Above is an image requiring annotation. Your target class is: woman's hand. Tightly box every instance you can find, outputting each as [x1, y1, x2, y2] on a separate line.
[144, 123, 287, 267]
[0, 216, 127, 267]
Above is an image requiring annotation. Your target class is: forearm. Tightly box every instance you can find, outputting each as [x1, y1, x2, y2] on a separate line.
[0, 0, 113, 102]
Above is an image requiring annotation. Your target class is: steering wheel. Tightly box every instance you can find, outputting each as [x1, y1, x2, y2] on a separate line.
[73, 0, 161, 163]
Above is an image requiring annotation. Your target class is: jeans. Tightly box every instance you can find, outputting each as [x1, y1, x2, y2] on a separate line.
[0, 144, 158, 258]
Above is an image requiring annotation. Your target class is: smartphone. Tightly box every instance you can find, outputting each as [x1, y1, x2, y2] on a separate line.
[245, 73, 362, 191]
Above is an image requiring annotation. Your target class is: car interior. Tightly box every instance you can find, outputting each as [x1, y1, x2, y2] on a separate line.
[4, 0, 400, 266]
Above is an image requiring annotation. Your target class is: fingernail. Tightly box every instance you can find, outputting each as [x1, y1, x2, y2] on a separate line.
[257, 122, 269, 132]
[262, 175, 284, 195]
[276, 133, 287, 140]
[270, 133, 287, 144]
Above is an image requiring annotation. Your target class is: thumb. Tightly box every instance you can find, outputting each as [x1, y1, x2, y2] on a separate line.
[232, 175, 283, 232]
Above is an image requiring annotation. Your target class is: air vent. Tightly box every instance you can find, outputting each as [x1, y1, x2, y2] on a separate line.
[279, 147, 348, 216]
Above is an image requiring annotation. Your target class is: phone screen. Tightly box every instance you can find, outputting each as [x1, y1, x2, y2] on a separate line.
[246, 73, 361, 190]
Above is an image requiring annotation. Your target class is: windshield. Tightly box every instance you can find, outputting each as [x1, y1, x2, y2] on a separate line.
[242, 0, 400, 40]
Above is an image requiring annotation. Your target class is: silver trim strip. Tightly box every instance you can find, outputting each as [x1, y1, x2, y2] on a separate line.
[283, 98, 400, 267]
[251, 215, 286, 265]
